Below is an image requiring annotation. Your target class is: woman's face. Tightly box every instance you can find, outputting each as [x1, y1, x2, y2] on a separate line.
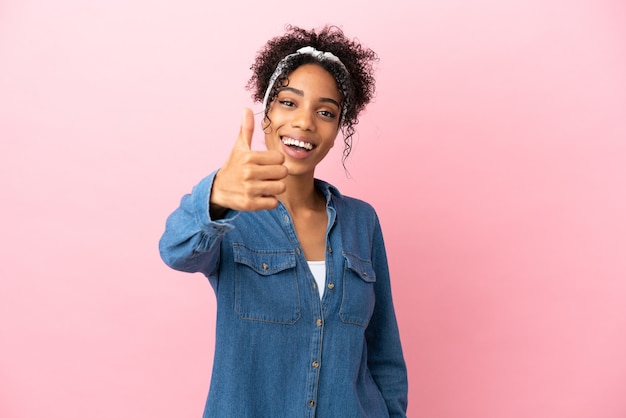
[264, 63, 342, 178]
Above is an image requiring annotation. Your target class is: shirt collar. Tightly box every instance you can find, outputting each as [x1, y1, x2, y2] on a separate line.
[314, 178, 342, 204]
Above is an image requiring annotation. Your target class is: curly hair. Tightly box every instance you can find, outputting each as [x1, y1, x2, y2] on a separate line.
[246, 25, 378, 163]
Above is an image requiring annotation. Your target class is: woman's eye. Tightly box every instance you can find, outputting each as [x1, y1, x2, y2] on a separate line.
[279, 100, 295, 107]
[319, 110, 336, 118]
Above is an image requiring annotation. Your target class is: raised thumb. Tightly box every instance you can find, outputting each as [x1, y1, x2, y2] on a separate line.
[237, 107, 255, 150]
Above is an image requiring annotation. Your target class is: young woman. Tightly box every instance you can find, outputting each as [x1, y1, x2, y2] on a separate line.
[159, 25, 408, 418]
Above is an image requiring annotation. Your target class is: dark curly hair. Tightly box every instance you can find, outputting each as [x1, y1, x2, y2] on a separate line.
[246, 25, 378, 163]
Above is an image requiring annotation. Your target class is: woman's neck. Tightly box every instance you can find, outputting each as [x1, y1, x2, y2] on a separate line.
[277, 175, 325, 215]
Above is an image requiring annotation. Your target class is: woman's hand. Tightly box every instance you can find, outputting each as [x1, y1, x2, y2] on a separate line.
[210, 108, 288, 218]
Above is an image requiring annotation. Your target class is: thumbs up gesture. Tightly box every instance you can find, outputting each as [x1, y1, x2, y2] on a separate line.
[210, 108, 288, 217]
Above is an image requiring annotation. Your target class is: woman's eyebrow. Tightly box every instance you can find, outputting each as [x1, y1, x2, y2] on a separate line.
[279, 86, 304, 96]
[319, 97, 341, 108]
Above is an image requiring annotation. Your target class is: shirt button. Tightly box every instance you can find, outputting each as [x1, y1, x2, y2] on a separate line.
[284, 215, 289, 223]
[262, 262, 269, 270]
[296, 247, 301, 255]
[328, 245, 333, 253]
[316, 318, 322, 326]
[327, 283, 335, 290]
[309, 400, 315, 407]
[312, 361, 319, 368]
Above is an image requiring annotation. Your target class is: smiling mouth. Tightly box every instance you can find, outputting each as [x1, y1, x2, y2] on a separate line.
[281, 136, 314, 151]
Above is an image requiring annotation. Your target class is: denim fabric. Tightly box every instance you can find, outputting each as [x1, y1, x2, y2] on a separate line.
[159, 171, 408, 417]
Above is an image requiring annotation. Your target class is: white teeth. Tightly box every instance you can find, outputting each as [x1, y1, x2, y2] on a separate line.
[282, 137, 313, 151]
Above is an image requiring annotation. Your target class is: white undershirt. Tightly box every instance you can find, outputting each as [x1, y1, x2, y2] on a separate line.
[307, 260, 326, 299]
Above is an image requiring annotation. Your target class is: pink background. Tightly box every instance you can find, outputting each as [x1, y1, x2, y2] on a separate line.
[1, 0, 625, 417]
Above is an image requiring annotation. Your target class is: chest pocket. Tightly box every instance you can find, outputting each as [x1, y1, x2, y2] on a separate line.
[339, 252, 376, 327]
[233, 244, 301, 324]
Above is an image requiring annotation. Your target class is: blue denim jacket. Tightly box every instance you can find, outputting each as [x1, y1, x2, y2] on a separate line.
[159, 172, 408, 417]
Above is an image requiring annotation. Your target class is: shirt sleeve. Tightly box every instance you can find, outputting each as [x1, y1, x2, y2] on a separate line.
[158, 170, 238, 278]
[365, 215, 409, 417]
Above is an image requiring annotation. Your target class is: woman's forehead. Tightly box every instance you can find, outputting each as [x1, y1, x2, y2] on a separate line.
[284, 64, 342, 98]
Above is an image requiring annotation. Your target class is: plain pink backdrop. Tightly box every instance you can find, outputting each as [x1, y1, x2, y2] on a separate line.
[1, 0, 625, 417]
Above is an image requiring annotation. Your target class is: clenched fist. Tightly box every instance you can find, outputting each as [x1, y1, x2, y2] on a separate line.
[210, 108, 288, 218]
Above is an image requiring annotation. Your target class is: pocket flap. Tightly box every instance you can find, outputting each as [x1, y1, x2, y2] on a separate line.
[343, 252, 376, 283]
[233, 245, 296, 276]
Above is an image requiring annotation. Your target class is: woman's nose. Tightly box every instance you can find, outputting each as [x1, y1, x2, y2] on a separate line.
[291, 107, 315, 132]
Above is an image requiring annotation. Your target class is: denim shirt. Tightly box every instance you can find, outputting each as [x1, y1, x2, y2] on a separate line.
[159, 172, 408, 418]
